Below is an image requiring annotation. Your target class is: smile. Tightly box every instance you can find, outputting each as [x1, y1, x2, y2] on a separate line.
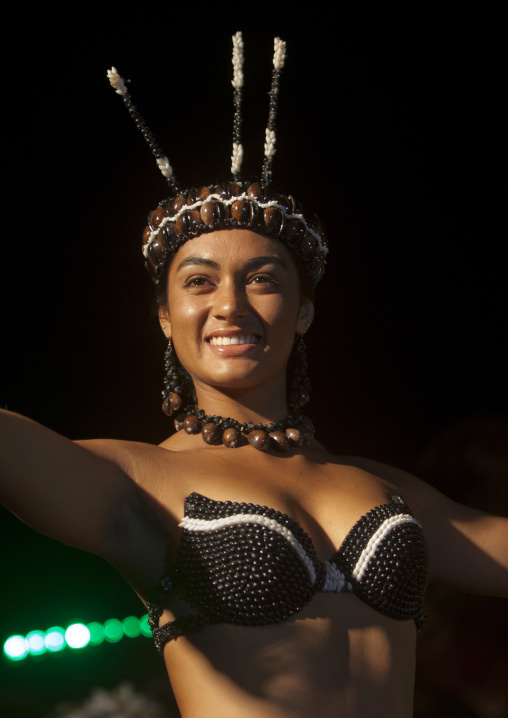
[208, 335, 259, 346]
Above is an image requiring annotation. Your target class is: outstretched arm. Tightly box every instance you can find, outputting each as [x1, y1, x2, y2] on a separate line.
[342, 456, 508, 597]
[1, 409, 139, 558]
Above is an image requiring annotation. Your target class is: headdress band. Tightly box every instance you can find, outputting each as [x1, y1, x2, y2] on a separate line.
[107, 33, 328, 289]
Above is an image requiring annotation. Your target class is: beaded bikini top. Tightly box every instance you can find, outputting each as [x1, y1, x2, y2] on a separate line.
[147, 492, 428, 653]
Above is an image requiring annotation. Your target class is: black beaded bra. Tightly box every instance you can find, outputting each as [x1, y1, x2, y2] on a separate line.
[147, 492, 428, 653]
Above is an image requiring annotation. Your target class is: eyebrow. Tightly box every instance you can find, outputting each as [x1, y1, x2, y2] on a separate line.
[175, 257, 220, 272]
[175, 255, 288, 272]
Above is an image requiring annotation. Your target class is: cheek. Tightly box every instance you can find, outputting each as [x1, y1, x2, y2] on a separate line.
[167, 293, 208, 330]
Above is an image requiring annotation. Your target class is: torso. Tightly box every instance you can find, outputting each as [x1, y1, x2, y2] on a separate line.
[96, 436, 426, 718]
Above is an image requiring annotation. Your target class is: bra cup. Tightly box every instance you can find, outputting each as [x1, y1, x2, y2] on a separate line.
[155, 492, 429, 649]
[334, 510, 429, 621]
[174, 522, 318, 624]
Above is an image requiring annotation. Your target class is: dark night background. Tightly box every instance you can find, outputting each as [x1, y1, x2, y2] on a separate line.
[1, 10, 507, 717]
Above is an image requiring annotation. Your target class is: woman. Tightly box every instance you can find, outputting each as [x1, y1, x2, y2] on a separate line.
[2, 34, 508, 718]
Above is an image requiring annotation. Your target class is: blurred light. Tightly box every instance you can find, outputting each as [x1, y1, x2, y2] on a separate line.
[44, 627, 66, 653]
[65, 623, 90, 649]
[140, 614, 152, 637]
[3, 614, 150, 661]
[4, 635, 28, 661]
[26, 631, 46, 656]
[123, 616, 141, 638]
[103, 618, 123, 643]
[87, 621, 105, 646]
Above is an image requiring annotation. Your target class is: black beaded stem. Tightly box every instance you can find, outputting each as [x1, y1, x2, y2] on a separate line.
[261, 64, 284, 187]
[232, 88, 242, 182]
[233, 89, 242, 182]
[119, 84, 181, 195]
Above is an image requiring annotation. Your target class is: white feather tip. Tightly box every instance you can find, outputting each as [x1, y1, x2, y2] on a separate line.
[107, 67, 127, 96]
[273, 39, 286, 71]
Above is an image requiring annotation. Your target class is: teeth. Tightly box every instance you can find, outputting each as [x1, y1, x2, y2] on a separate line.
[209, 335, 258, 346]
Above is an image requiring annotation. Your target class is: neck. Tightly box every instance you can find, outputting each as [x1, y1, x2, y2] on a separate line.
[193, 379, 290, 426]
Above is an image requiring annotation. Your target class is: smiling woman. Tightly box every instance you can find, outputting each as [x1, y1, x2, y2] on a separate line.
[160, 229, 312, 402]
[1, 31, 508, 718]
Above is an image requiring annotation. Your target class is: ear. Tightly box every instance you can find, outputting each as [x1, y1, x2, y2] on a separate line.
[296, 297, 314, 335]
[158, 304, 172, 339]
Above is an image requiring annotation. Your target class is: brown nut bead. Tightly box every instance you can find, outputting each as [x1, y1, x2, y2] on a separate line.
[172, 195, 186, 213]
[222, 427, 244, 448]
[162, 396, 173, 416]
[142, 226, 152, 244]
[148, 240, 165, 264]
[176, 210, 201, 237]
[200, 200, 225, 227]
[202, 422, 222, 445]
[247, 430, 270, 452]
[247, 182, 262, 198]
[227, 181, 242, 197]
[269, 431, 291, 453]
[152, 206, 167, 227]
[264, 207, 285, 235]
[285, 427, 304, 447]
[183, 415, 201, 434]
[174, 413, 186, 432]
[186, 187, 200, 205]
[157, 227, 170, 248]
[168, 392, 182, 411]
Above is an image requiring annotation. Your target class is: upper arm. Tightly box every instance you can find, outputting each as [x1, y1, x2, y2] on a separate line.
[341, 456, 508, 596]
[0, 410, 133, 555]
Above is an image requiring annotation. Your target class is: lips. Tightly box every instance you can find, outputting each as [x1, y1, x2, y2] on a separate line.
[208, 334, 259, 347]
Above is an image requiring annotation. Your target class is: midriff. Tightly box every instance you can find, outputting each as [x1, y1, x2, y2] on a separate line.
[162, 592, 417, 718]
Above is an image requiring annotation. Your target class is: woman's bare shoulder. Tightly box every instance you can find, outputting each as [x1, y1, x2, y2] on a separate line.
[74, 436, 186, 499]
[330, 455, 427, 505]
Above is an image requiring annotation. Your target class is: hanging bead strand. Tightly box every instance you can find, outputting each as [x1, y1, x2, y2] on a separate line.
[261, 38, 286, 187]
[231, 32, 245, 181]
[107, 67, 181, 194]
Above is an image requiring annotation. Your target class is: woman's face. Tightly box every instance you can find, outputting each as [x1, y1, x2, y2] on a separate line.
[159, 228, 313, 396]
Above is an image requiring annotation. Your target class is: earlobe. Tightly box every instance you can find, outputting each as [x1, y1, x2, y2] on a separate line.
[158, 305, 172, 339]
[296, 298, 314, 335]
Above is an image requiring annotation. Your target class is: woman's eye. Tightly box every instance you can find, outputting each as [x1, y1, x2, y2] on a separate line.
[184, 276, 210, 288]
[250, 274, 277, 285]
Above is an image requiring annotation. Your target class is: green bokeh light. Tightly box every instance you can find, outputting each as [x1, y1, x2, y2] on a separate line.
[3, 614, 151, 661]
[140, 614, 152, 637]
[3, 635, 28, 661]
[87, 621, 105, 646]
[123, 616, 141, 638]
[65, 623, 90, 649]
[103, 618, 123, 643]
[27, 631, 46, 656]
[44, 627, 65, 653]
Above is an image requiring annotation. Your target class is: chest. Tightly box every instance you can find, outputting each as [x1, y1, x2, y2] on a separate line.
[166, 491, 428, 631]
[156, 449, 395, 563]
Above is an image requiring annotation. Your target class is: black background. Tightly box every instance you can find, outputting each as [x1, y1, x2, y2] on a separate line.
[1, 10, 507, 717]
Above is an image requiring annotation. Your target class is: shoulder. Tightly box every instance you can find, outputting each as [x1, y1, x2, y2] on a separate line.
[75, 437, 176, 479]
[73, 436, 193, 510]
[335, 455, 438, 513]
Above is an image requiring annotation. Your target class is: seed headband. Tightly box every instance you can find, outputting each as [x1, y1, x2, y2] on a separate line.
[107, 33, 328, 288]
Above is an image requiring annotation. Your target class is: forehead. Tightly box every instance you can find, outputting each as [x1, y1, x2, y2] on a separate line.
[170, 228, 298, 273]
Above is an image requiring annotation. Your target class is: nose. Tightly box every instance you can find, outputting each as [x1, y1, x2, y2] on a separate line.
[212, 278, 248, 321]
